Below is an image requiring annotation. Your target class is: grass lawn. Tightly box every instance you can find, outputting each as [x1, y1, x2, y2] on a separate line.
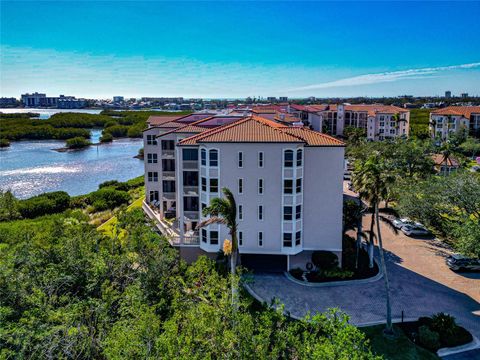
[97, 196, 144, 237]
[361, 325, 439, 360]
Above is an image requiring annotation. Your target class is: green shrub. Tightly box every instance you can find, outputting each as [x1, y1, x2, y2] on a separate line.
[322, 268, 354, 279]
[127, 125, 143, 138]
[418, 325, 441, 351]
[65, 136, 91, 149]
[430, 313, 457, 339]
[87, 188, 130, 211]
[17, 191, 71, 219]
[442, 326, 473, 348]
[99, 180, 120, 189]
[0, 138, 10, 147]
[311, 251, 339, 270]
[100, 132, 113, 143]
[104, 125, 128, 138]
[289, 268, 304, 280]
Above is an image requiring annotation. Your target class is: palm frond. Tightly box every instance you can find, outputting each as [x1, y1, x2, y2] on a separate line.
[196, 216, 227, 230]
[379, 215, 399, 235]
[378, 207, 399, 217]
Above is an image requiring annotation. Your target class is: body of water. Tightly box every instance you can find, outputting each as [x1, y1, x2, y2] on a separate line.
[0, 130, 144, 199]
[0, 108, 103, 119]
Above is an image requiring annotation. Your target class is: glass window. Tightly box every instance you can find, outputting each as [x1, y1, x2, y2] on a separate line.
[147, 134, 157, 145]
[238, 152, 243, 168]
[258, 151, 264, 167]
[161, 140, 174, 150]
[162, 180, 175, 192]
[296, 149, 303, 167]
[201, 202, 207, 211]
[239, 231, 243, 246]
[258, 178, 264, 194]
[296, 205, 302, 219]
[283, 206, 293, 221]
[147, 153, 158, 163]
[258, 231, 263, 246]
[182, 149, 198, 161]
[201, 177, 207, 192]
[295, 231, 301, 246]
[283, 233, 292, 247]
[284, 150, 294, 167]
[284, 180, 293, 194]
[183, 197, 199, 211]
[210, 178, 218, 193]
[238, 178, 243, 194]
[183, 171, 198, 186]
[209, 149, 218, 167]
[201, 148, 206, 166]
[238, 205, 243, 220]
[258, 205, 263, 220]
[149, 191, 159, 202]
[201, 229, 207, 243]
[210, 231, 218, 245]
[148, 172, 158, 182]
[296, 178, 302, 193]
[162, 159, 175, 171]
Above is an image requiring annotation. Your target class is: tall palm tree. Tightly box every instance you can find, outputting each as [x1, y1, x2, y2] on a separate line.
[197, 187, 239, 304]
[352, 153, 396, 334]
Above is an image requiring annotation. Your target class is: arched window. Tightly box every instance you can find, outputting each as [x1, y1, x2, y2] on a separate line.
[284, 150, 293, 167]
[209, 149, 218, 167]
[296, 149, 303, 167]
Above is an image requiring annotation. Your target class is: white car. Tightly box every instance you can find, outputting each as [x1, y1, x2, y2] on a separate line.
[401, 224, 430, 237]
[392, 218, 415, 229]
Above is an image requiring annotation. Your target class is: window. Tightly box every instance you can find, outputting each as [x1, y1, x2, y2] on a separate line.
[161, 140, 174, 150]
[148, 172, 158, 182]
[258, 231, 263, 246]
[209, 149, 218, 167]
[379, 122, 385, 127]
[238, 178, 243, 194]
[182, 149, 198, 161]
[284, 150, 294, 167]
[295, 231, 301, 246]
[210, 231, 218, 245]
[296, 149, 303, 166]
[238, 152, 243, 168]
[296, 178, 302, 193]
[296, 205, 302, 220]
[201, 148, 206, 166]
[146, 134, 157, 145]
[238, 205, 243, 220]
[258, 205, 263, 220]
[390, 121, 396, 127]
[147, 153, 158, 163]
[239, 231, 243, 246]
[258, 178, 264, 194]
[162, 180, 175, 192]
[201, 202, 207, 211]
[162, 159, 175, 171]
[283, 233, 292, 247]
[183, 197, 199, 211]
[209, 178, 218, 193]
[283, 206, 293, 221]
[390, 129, 396, 135]
[149, 191, 159, 202]
[283, 180, 293, 194]
[201, 177, 207, 191]
[201, 229, 207, 243]
[183, 171, 198, 186]
[379, 129, 384, 134]
[258, 152, 264, 167]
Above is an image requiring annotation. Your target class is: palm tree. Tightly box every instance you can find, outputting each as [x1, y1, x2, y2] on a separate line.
[352, 153, 396, 335]
[197, 187, 239, 304]
[392, 113, 408, 137]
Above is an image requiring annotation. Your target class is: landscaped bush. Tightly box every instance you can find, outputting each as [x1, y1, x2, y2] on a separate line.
[289, 267, 303, 280]
[418, 325, 441, 351]
[65, 136, 91, 149]
[17, 191, 71, 219]
[87, 188, 130, 211]
[311, 250, 339, 270]
[322, 268, 354, 279]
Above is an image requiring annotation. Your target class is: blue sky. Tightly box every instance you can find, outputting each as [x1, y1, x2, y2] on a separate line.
[1, 1, 480, 99]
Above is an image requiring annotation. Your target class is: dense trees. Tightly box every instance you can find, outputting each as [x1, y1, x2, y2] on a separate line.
[0, 207, 380, 359]
[66, 136, 91, 149]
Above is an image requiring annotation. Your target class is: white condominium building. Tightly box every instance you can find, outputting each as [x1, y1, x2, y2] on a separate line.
[143, 115, 345, 271]
[430, 106, 480, 139]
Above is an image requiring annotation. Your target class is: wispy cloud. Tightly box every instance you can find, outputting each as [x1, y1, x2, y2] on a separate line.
[289, 63, 480, 92]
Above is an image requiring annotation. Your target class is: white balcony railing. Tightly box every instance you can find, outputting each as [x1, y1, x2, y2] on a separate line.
[162, 192, 176, 200]
[162, 171, 175, 179]
[162, 150, 175, 158]
[183, 186, 199, 195]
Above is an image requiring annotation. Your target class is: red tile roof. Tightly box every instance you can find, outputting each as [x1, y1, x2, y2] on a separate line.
[178, 116, 344, 147]
[146, 115, 184, 126]
[431, 106, 480, 118]
[431, 154, 459, 167]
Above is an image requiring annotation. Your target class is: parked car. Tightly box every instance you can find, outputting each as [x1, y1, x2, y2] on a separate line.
[392, 217, 416, 229]
[401, 224, 430, 236]
[446, 254, 480, 271]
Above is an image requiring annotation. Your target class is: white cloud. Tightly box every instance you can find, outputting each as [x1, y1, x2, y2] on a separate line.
[288, 63, 480, 91]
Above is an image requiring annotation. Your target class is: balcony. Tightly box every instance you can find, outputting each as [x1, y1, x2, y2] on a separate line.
[184, 211, 199, 221]
[162, 149, 175, 158]
[162, 171, 175, 180]
[183, 185, 199, 196]
[183, 160, 198, 170]
[162, 192, 176, 200]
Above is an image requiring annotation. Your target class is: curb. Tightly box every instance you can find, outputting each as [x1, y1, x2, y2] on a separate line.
[284, 261, 383, 288]
[438, 336, 480, 358]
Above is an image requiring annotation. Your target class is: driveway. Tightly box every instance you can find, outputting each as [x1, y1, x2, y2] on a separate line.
[246, 182, 480, 340]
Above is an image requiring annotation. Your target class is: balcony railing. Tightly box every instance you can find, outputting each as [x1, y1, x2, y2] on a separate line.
[183, 186, 199, 195]
[183, 160, 198, 170]
[171, 234, 200, 245]
[162, 150, 175, 158]
[162, 192, 176, 200]
[162, 171, 175, 179]
[184, 211, 199, 221]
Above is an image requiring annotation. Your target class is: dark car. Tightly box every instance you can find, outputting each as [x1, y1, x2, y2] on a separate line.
[446, 254, 480, 271]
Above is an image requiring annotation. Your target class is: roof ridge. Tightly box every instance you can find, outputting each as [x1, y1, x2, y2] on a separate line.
[178, 116, 253, 144]
[157, 116, 218, 138]
[287, 126, 345, 145]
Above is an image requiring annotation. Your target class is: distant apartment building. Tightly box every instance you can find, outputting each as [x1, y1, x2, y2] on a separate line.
[445, 91, 452, 98]
[21, 92, 47, 107]
[113, 96, 124, 103]
[21, 93, 85, 108]
[430, 106, 480, 139]
[0, 97, 17, 106]
[142, 114, 345, 271]
[303, 104, 410, 141]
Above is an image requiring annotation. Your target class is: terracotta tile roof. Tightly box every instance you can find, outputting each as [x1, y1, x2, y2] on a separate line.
[157, 116, 242, 138]
[274, 112, 302, 123]
[305, 105, 330, 113]
[178, 115, 344, 147]
[431, 106, 480, 118]
[146, 115, 184, 126]
[431, 154, 460, 167]
[343, 104, 408, 116]
[289, 104, 308, 111]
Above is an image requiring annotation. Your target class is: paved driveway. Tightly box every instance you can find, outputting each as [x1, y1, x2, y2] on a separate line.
[442, 349, 480, 360]
[246, 183, 480, 340]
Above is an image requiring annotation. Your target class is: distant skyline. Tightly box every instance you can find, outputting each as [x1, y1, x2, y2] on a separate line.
[1, 1, 480, 98]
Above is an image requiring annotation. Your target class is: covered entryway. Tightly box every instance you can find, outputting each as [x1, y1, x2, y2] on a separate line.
[241, 254, 287, 273]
